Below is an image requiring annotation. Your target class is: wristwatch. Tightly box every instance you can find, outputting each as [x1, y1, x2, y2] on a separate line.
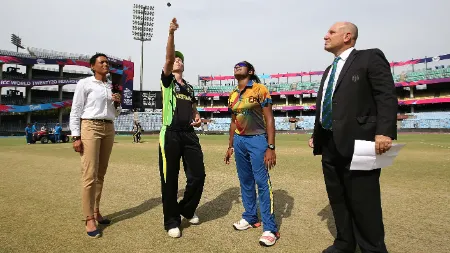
[72, 136, 81, 142]
[268, 144, 275, 150]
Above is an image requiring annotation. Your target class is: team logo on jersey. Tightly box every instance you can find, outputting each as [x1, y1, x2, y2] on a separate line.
[248, 96, 257, 103]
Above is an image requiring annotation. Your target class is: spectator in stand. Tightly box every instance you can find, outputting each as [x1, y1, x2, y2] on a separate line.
[25, 123, 33, 144]
[70, 53, 122, 238]
[54, 123, 62, 143]
[224, 61, 279, 247]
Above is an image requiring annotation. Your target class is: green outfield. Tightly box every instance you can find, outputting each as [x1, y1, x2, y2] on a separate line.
[0, 134, 449, 253]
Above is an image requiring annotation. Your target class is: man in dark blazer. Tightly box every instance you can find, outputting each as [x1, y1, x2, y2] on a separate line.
[309, 22, 398, 253]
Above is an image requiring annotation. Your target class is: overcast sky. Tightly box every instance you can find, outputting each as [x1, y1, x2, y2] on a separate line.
[1, 0, 449, 91]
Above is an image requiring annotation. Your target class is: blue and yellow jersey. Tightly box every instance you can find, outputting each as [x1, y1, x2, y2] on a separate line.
[228, 81, 272, 135]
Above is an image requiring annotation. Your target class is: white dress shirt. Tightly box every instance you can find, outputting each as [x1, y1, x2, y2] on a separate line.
[320, 47, 355, 122]
[70, 76, 121, 136]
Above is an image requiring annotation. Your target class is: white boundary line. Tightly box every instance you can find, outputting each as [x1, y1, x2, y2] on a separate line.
[419, 141, 450, 149]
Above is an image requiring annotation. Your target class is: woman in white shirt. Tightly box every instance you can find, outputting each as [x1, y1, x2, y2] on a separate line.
[70, 53, 121, 238]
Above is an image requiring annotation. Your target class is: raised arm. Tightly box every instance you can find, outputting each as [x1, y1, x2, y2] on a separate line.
[163, 18, 179, 78]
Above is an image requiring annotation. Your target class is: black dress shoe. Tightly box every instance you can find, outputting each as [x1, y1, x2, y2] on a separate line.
[322, 245, 345, 253]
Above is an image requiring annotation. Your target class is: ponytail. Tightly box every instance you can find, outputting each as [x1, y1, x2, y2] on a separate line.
[250, 74, 261, 83]
[243, 61, 261, 83]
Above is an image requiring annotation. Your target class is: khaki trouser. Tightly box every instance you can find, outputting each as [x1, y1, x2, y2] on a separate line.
[80, 120, 115, 218]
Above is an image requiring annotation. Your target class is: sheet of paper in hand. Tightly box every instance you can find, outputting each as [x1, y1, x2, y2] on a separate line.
[350, 140, 406, 171]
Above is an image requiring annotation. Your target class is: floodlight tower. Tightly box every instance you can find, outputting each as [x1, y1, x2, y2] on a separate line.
[10, 34, 25, 90]
[132, 4, 155, 92]
[11, 34, 25, 52]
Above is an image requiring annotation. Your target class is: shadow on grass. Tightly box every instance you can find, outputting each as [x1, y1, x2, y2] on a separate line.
[102, 197, 161, 227]
[193, 187, 241, 226]
[188, 188, 295, 232]
[273, 189, 294, 231]
[317, 205, 363, 253]
[101, 190, 183, 231]
[317, 204, 337, 239]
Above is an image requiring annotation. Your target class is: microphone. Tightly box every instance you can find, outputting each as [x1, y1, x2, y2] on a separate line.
[108, 73, 120, 109]
[112, 86, 120, 109]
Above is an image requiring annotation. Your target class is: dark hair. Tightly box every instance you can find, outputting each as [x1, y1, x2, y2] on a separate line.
[243, 61, 261, 83]
[89, 53, 108, 73]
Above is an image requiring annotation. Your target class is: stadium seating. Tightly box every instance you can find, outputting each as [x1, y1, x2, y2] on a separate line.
[31, 68, 91, 79]
[193, 86, 206, 93]
[194, 67, 450, 94]
[137, 112, 163, 131]
[27, 47, 91, 60]
[114, 113, 135, 132]
[2, 72, 27, 80]
[192, 81, 321, 94]
[0, 48, 91, 61]
[205, 85, 234, 93]
[398, 67, 450, 82]
[2, 111, 449, 133]
[206, 117, 229, 132]
[400, 112, 450, 129]
[113, 112, 450, 132]
[114, 114, 318, 132]
[1, 96, 26, 105]
[0, 49, 33, 58]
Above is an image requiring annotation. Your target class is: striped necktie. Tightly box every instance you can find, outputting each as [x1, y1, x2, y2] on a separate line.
[321, 56, 341, 130]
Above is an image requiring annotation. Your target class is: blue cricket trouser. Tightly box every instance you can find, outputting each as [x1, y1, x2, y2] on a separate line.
[55, 133, 60, 143]
[26, 133, 32, 143]
[233, 134, 278, 233]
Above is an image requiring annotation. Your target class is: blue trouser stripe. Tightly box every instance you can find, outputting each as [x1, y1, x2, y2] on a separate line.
[233, 134, 278, 233]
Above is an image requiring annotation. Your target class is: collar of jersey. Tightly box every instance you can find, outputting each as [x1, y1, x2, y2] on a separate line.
[173, 75, 188, 85]
[233, 80, 254, 93]
[90, 76, 107, 84]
